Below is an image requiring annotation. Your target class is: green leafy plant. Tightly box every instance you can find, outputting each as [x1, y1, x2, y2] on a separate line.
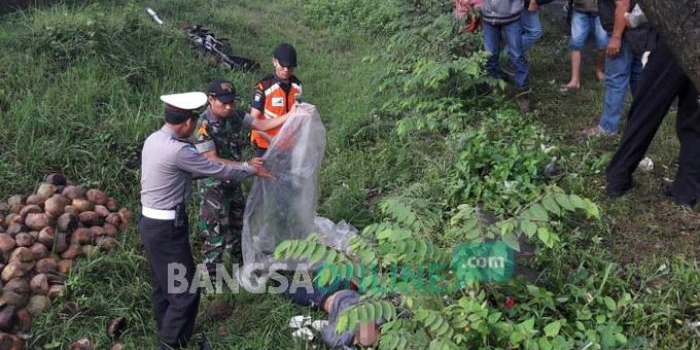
[276, 187, 620, 350]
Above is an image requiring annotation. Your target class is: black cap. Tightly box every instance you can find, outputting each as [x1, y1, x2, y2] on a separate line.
[273, 43, 297, 67]
[207, 78, 239, 103]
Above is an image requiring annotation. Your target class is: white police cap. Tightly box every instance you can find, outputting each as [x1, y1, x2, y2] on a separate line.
[159, 92, 208, 110]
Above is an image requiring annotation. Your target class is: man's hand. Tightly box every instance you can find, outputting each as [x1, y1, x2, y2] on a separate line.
[248, 157, 264, 168]
[248, 157, 274, 179]
[606, 36, 622, 58]
[528, 0, 539, 12]
[458, 0, 473, 11]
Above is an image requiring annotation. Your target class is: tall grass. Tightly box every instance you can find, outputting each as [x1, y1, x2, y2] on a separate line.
[0, 0, 400, 348]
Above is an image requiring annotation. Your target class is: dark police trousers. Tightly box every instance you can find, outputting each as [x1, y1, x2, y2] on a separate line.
[606, 39, 700, 203]
[139, 215, 200, 348]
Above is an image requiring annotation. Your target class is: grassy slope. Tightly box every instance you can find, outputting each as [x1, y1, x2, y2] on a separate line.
[0, 0, 396, 349]
[2, 0, 700, 349]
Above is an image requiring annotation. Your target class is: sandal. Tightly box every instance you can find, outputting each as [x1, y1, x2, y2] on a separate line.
[559, 84, 580, 93]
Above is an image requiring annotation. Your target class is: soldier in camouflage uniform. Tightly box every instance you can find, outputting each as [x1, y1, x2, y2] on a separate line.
[193, 78, 297, 282]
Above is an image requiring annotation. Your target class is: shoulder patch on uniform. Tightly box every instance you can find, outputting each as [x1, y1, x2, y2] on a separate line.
[195, 123, 209, 139]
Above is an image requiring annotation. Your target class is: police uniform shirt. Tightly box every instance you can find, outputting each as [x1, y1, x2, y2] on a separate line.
[140, 125, 255, 210]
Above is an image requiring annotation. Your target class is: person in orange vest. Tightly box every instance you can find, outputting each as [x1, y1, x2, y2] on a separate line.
[249, 43, 302, 157]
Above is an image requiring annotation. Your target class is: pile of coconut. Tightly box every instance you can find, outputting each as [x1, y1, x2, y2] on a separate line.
[0, 174, 132, 349]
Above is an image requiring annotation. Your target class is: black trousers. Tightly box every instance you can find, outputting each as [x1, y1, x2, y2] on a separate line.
[139, 215, 200, 348]
[606, 40, 700, 203]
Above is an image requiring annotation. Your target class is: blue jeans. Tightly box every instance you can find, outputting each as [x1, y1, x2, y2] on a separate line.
[483, 20, 529, 88]
[521, 9, 542, 52]
[570, 11, 608, 50]
[598, 35, 643, 134]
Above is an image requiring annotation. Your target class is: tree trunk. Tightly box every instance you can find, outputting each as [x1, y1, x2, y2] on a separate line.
[637, 0, 700, 89]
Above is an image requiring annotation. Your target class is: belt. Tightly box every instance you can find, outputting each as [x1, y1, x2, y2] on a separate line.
[142, 206, 176, 220]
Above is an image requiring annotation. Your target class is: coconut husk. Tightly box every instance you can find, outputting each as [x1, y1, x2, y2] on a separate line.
[7, 195, 24, 207]
[71, 228, 93, 245]
[4, 213, 18, 227]
[54, 233, 69, 254]
[15, 307, 31, 332]
[38, 226, 55, 247]
[57, 259, 72, 275]
[15, 232, 34, 247]
[30, 242, 49, 260]
[36, 183, 57, 198]
[0, 305, 16, 331]
[89, 226, 106, 238]
[25, 212, 52, 231]
[62, 186, 86, 200]
[105, 198, 119, 212]
[4, 278, 30, 295]
[78, 211, 102, 226]
[47, 284, 66, 300]
[30, 274, 49, 295]
[107, 316, 127, 339]
[205, 299, 233, 321]
[111, 342, 125, 350]
[105, 213, 121, 228]
[1, 290, 29, 308]
[71, 198, 93, 213]
[61, 244, 83, 260]
[56, 213, 78, 232]
[46, 272, 65, 285]
[35, 258, 58, 275]
[45, 173, 67, 187]
[2, 213, 14, 227]
[103, 223, 118, 237]
[63, 205, 79, 216]
[117, 208, 133, 227]
[86, 189, 107, 205]
[19, 204, 42, 218]
[45, 195, 68, 218]
[0, 234, 16, 256]
[9, 247, 33, 263]
[69, 337, 94, 350]
[27, 294, 50, 317]
[26, 194, 47, 206]
[1, 261, 34, 282]
[8, 204, 22, 215]
[5, 223, 24, 237]
[96, 237, 118, 251]
[93, 205, 110, 218]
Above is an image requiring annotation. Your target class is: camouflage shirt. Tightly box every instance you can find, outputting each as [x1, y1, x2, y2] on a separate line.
[192, 108, 255, 188]
[193, 108, 252, 161]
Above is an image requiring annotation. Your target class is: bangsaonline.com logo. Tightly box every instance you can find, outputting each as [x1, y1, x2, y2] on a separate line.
[166, 241, 514, 294]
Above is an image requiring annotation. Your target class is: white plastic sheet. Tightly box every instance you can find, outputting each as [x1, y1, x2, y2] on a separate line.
[242, 103, 326, 268]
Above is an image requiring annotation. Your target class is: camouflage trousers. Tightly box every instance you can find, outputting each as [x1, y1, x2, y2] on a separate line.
[197, 181, 246, 265]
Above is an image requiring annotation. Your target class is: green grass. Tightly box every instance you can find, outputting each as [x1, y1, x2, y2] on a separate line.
[0, 0, 399, 349]
[2, 0, 700, 349]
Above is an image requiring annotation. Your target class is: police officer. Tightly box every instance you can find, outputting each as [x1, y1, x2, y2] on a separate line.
[250, 43, 302, 157]
[139, 91, 271, 350]
[193, 78, 295, 285]
[606, 38, 700, 205]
